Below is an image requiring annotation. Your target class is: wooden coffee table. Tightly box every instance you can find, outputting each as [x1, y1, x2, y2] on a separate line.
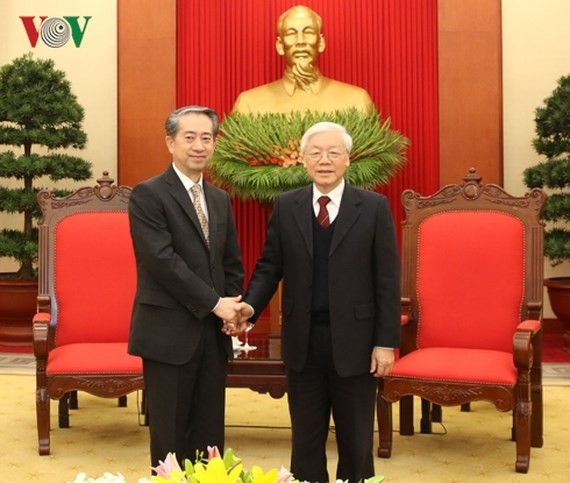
[227, 335, 287, 399]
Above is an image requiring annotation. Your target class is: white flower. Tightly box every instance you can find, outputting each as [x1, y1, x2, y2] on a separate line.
[71, 472, 127, 483]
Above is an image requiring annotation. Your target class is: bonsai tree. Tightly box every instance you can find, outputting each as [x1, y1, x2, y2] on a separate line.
[0, 53, 92, 279]
[523, 74, 570, 266]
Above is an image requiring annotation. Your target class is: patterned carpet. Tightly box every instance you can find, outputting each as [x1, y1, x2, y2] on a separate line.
[1, 353, 568, 482]
[1, 374, 569, 482]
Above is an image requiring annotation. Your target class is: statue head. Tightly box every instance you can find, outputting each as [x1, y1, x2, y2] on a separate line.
[275, 5, 326, 84]
[230, 4, 375, 115]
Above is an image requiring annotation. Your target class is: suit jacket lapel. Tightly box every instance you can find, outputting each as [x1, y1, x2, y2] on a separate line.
[330, 185, 361, 255]
[292, 186, 314, 256]
[164, 165, 210, 250]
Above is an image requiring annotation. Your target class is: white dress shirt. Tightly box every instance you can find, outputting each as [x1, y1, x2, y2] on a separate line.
[171, 162, 209, 220]
[312, 179, 344, 223]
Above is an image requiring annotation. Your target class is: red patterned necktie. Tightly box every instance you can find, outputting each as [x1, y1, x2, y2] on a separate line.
[317, 196, 331, 228]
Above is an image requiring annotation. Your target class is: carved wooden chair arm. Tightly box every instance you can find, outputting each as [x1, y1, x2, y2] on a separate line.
[513, 319, 541, 369]
[32, 312, 50, 360]
[526, 301, 542, 321]
[400, 297, 412, 325]
[399, 297, 417, 355]
[517, 319, 541, 336]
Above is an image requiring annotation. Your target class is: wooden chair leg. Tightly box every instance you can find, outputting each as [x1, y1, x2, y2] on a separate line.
[531, 369, 544, 448]
[142, 389, 149, 426]
[118, 395, 127, 407]
[460, 403, 471, 412]
[514, 395, 532, 473]
[69, 390, 78, 409]
[511, 410, 516, 442]
[377, 380, 393, 458]
[420, 398, 432, 433]
[58, 394, 70, 428]
[36, 387, 51, 455]
[399, 395, 414, 435]
[431, 403, 442, 422]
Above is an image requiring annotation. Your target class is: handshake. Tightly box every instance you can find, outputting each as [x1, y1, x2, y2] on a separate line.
[213, 295, 255, 336]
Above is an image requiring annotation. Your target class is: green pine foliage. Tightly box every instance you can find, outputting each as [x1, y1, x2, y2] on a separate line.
[0, 53, 92, 278]
[208, 109, 408, 204]
[523, 74, 570, 266]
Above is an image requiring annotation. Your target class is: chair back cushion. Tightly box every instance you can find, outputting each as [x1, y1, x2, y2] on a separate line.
[54, 212, 136, 345]
[417, 211, 524, 352]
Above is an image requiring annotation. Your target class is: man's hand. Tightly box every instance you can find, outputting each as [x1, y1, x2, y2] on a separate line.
[370, 347, 395, 378]
[213, 295, 242, 323]
[220, 301, 254, 336]
[222, 319, 254, 336]
[237, 302, 254, 323]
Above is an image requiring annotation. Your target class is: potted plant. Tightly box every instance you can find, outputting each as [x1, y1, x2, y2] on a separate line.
[523, 74, 570, 351]
[0, 52, 92, 345]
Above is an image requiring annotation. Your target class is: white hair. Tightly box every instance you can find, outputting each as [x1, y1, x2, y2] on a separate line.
[300, 122, 353, 153]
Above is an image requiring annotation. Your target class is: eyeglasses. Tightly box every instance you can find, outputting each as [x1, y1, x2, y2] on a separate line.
[304, 150, 348, 162]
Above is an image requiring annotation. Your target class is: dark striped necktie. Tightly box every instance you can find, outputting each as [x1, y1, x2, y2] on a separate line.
[317, 196, 331, 228]
[190, 184, 210, 246]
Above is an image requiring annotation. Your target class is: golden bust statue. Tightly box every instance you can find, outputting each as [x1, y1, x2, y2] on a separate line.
[231, 5, 375, 115]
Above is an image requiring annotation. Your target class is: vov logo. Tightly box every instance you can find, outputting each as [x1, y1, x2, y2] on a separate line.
[20, 16, 92, 48]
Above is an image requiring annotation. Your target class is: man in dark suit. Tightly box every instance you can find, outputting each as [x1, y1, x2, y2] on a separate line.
[238, 122, 400, 482]
[127, 106, 245, 468]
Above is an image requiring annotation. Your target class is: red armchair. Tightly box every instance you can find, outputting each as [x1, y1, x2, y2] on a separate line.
[33, 173, 143, 455]
[377, 169, 546, 473]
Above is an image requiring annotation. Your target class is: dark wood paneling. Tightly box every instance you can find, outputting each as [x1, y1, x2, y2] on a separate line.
[438, 0, 502, 187]
[117, 0, 176, 187]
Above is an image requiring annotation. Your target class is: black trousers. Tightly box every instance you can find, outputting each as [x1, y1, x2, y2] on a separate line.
[287, 324, 377, 483]
[143, 320, 228, 468]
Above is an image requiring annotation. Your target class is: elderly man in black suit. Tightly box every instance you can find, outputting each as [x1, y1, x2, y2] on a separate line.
[238, 121, 401, 482]
[127, 106, 246, 469]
